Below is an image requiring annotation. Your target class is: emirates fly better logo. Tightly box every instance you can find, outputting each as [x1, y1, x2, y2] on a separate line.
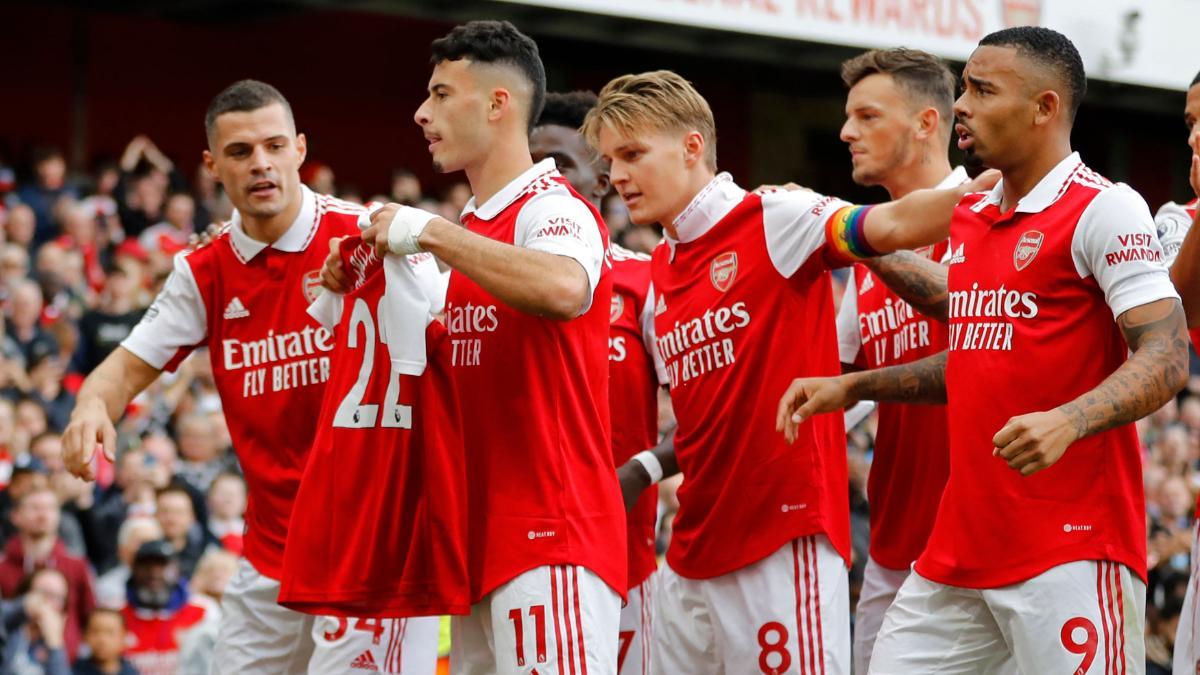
[710, 252, 738, 292]
[1013, 231, 1044, 271]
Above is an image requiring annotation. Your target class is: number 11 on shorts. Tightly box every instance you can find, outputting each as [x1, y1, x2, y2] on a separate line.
[509, 605, 548, 667]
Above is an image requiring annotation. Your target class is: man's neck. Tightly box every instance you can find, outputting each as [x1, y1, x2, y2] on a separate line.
[464, 135, 535, 209]
[661, 169, 719, 241]
[21, 533, 55, 561]
[1000, 137, 1073, 212]
[238, 192, 303, 245]
[882, 151, 955, 199]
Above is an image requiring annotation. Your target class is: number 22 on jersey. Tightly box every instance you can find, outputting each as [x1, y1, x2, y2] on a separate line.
[332, 297, 413, 429]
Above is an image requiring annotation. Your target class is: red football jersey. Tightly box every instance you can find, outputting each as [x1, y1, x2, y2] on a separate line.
[278, 239, 469, 617]
[920, 154, 1178, 588]
[835, 167, 965, 571]
[447, 160, 626, 600]
[652, 173, 859, 579]
[608, 244, 666, 591]
[122, 187, 358, 580]
[122, 600, 214, 675]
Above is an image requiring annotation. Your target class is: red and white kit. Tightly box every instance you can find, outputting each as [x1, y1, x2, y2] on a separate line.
[446, 159, 624, 675]
[608, 243, 667, 675]
[123, 187, 435, 674]
[1153, 196, 1200, 675]
[871, 154, 1175, 674]
[835, 167, 964, 675]
[650, 174, 864, 674]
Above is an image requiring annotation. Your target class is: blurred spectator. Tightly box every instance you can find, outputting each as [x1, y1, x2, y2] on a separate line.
[6, 204, 35, 249]
[115, 136, 183, 239]
[94, 517, 161, 610]
[0, 245, 31, 303]
[443, 182, 471, 217]
[4, 567, 71, 675]
[82, 449, 159, 575]
[300, 162, 336, 195]
[119, 540, 217, 675]
[174, 414, 236, 496]
[9, 281, 58, 368]
[30, 432, 88, 558]
[390, 168, 422, 205]
[27, 358, 73, 433]
[137, 192, 194, 258]
[56, 204, 106, 294]
[206, 473, 244, 555]
[70, 267, 145, 376]
[0, 487, 95, 659]
[72, 609, 138, 675]
[188, 548, 236, 606]
[16, 148, 78, 247]
[154, 485, 210, 579]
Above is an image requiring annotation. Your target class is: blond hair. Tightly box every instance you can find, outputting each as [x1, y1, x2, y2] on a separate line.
[581, 70, 717, 171]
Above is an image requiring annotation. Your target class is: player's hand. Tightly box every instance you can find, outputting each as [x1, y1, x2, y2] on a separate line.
[187, 222, 223, 250]
[616, 460, 652, 512]
[964, 169, 1001, 194]
[62, 400, 116, 483]
[362, 203, 436, 257]
[1189, 154, 1200, 199]
[776, 376, 857, 444]
[992, 408, 1079, 476]
[752, 182, 811, 196]
[320, 236, 351, 293]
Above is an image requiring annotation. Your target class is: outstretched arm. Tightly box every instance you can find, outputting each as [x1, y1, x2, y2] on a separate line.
[63, 348, 161, 481]
[861, 170, 998, 254]
[776, 352, 947, 443]
[993, 298, 1188, 475]
[863, 252, 950, 322]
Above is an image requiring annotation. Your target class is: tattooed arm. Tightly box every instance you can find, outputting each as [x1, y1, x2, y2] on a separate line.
[863, 252, 950, 322]
[993, 298, 1188, 476]
[776, 352, 947, 443]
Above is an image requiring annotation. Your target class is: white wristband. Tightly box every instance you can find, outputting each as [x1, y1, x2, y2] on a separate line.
[630, 450, 664, 485]
[386, 206, 437, 256]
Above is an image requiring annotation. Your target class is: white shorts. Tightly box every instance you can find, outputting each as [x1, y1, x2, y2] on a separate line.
[853, 557, 909, 675]
[652, 535, 850, 675]
[619, 573, 656, 675]
[211, 558, 316, 674]
[310, 615, 438, 675]
[870, 561, 1144, 675]
[451, 565, 621, 675]
[1174, 523, 1200, 675]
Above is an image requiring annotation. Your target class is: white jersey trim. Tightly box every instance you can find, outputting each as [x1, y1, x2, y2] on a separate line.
[122, 252, 209, 371]
[515, 188, 605, 314]
[761, 190, 851, 278]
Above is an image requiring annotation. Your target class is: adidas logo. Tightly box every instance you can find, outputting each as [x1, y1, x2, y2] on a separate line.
[655, 295, 667, 316]
[947, 243, 966, 266]
[858, 274, 875, 294]
[350, 650, 379, 671]
[223, 297, 250, 320]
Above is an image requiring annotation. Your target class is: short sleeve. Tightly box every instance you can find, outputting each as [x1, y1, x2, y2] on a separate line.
[760, 190, 854, 277]
[122, 253, 208, 371]
[306, 290, 343, 329]
[642, 283, 669, 386]
[1071, 185, 1180, 319]
[836, 274, 863, 365]
[515, 192, 606, 312]
[380, 256, 433, 376]
[1154, 201, 1194, 268]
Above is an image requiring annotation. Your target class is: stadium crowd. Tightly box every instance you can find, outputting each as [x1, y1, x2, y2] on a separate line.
[0, 123, 1196, 673]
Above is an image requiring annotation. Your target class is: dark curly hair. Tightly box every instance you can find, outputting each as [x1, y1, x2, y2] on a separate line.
[979, 26, 1086, 121]
[536, 91, 599, 131]
[431, 20, 546, 133]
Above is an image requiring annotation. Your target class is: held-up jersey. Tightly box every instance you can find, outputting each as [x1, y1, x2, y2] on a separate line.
[122, 186, 358, 580]
[278, 239, 469, 617]
[919, 153, 1178, 588]
[608, 244, 667, 591]
[835, 167, 966, 571]
[446, 159, 626, 600]
[652, 173, 875, 579]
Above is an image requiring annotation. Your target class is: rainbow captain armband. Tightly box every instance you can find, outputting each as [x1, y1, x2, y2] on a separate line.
[824, 204, 879, 265]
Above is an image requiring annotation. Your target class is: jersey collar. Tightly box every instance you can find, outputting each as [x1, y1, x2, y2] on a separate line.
[938, 165, 970, 189]
[975, 152, 1082, 215]
[228, 185, 319, 263]
[666, 173, 746, 255]
[460, 158, 559, 222]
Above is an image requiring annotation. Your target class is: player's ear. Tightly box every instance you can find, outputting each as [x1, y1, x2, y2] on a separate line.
[201, 150, 218, 182]
[915, 107, 940, 141]
[592, 170, 612, 201]
[295, 133, 308, 164]
[488, 88, 511, 123]
[1033, 89, 1060, 127]
[683, 131, 705, 169]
